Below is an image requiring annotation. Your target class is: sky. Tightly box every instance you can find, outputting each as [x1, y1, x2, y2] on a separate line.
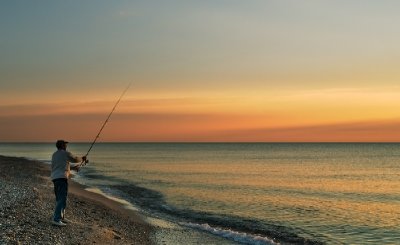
[1, 0, 400, 142]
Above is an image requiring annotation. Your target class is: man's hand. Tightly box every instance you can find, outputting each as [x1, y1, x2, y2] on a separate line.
[82, 156, 89, 164]
[71, 164, 81, 172]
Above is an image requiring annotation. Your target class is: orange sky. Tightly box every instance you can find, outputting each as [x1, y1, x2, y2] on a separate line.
[1, 87, 400, 142]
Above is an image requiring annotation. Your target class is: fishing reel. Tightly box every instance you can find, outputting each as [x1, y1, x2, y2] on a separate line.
[81, 157, 89, 166]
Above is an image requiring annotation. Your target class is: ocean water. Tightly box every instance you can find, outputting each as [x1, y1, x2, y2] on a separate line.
[1, 143, 399, 244]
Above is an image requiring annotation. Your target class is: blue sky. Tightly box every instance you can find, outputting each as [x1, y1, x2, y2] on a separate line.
[2, 0, 400, 93]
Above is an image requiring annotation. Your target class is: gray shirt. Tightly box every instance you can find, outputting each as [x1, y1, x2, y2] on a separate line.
[51, 150, 82, 180]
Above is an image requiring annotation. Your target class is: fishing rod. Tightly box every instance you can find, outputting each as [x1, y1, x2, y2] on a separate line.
[81, 83, 131, 166]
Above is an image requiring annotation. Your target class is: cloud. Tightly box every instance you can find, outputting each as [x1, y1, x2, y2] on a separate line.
[1, 111, 400, 142]
[214, 120, 400, 142]
[0, 112, 247, 142]
[0, 96, 240, 118]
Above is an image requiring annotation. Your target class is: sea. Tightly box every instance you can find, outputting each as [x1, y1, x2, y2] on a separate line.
[0, 143, 399, 244]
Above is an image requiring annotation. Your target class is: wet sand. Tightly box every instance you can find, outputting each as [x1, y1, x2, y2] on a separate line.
[0, 155, 235, 244]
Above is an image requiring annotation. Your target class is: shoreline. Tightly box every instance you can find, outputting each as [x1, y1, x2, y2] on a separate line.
[0, 155, 236, 244]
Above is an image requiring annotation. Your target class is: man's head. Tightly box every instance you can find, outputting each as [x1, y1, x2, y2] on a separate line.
[56, 140, 69, 150]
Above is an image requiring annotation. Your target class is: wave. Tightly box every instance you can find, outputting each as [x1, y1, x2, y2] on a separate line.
[184, 222, 278, 245]
[84, 187, 139, 211]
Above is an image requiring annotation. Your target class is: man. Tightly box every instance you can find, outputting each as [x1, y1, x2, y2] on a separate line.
[51, 140, 87, 226]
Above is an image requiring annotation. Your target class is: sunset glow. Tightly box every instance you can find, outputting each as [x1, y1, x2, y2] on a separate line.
[1, 1, 400, 142]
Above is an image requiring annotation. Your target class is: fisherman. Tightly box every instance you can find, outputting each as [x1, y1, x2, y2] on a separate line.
[50, 140, 87, 226]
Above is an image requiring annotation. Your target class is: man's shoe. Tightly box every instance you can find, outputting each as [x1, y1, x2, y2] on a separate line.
[52, 220, 67, 227]
[61, 218, 71, 223]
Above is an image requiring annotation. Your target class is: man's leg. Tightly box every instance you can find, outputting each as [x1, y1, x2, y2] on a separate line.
[61, 181, 68, 220]
[53, 179, 67, 222]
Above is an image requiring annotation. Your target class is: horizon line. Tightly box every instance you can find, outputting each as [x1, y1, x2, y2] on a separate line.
[1, 141, 400, 144]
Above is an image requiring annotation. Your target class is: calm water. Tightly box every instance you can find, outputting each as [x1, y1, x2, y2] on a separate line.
[1, 143, 399, 244]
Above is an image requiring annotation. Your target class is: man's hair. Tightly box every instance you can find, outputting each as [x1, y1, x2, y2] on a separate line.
[56, 140, 69, 149]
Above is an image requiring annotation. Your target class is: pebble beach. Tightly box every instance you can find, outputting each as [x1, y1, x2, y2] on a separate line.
[0, 155, 153, 244]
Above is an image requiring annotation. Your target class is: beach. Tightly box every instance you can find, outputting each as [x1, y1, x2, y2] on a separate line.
[0, 155, 234, 245]
[0, 155, 152, 244]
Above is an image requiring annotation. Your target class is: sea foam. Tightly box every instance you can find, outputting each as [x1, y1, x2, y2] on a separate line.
[184, 222, 279, 245]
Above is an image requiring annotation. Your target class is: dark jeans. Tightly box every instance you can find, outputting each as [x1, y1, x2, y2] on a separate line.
[53, 178, 68, 222]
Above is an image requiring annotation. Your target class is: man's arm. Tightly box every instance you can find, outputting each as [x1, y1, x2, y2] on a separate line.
[67, 152, 87, 171]
[67, 151, 83, 163]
